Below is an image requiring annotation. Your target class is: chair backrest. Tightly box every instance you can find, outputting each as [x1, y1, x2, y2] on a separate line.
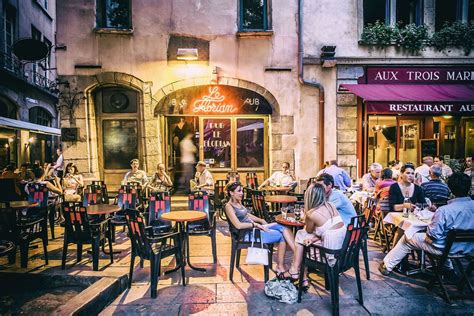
[188, 191, 210, 218]
[62, 201, 92, 242]
[0, 178, 21, 202]
[147, 191, 171, 223]
[27, 182, 49, 208]
[117, 184, 139, 209]
[250, 189, 271, 222]
[127, 181, 143, 199]
[214, 180, 228, 201]
[442, 229, 474, 258]
[246, 172, 258, 189]
[337, 215, 368, 272]
[82, 184, 104, 207]
[363, 198, 377, 223]
[125, 209, 150, 259]
[227, 171, 240, 183]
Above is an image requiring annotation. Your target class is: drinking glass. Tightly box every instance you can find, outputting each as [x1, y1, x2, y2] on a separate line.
[281, 206, 288, 219]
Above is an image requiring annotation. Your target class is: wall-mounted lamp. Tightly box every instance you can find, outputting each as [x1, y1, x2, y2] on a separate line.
[176, 48, 199, 61]
[25, 137, 35, 149]
[321, 45, 336, 68]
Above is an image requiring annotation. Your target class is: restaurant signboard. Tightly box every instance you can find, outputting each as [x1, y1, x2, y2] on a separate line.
[366, 102, 474, 114]
[155, 85, 272, 115]
[365, 67, 474, 84]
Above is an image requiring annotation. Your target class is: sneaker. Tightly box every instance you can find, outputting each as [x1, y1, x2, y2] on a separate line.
[378, 262, 391, 276]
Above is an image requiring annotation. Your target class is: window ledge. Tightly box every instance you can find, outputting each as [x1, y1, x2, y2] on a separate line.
[94, 28, 134, 35]
[237, 30, 274, 38]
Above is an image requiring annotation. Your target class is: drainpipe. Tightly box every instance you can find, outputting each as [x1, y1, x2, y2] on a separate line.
[297, 0, 325, 169]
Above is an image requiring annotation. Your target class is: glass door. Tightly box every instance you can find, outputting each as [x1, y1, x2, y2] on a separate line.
[398, 118, 421, 164]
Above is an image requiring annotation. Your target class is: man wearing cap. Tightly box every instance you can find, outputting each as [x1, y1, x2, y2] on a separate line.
[421, 164, 450, 206]
[194, 161, 214, 195]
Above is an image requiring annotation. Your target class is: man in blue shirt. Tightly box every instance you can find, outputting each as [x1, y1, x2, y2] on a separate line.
[379, 172, 474, 275]
[421, 165, 450, 205]
[316, 173, 357, 225]
[316, 160, 352, 192]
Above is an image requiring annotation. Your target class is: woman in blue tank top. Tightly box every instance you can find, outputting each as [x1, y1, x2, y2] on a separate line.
[224, 181, 295, 274]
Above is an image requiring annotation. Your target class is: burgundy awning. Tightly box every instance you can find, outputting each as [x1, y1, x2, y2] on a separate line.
[341, 84, 474, 114]
[341, 84, 474, 102]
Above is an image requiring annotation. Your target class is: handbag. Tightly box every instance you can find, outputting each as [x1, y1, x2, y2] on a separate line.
[245, 228, 269, 265]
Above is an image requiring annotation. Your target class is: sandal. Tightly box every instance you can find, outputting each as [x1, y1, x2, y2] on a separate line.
[276, 270, 310, 292]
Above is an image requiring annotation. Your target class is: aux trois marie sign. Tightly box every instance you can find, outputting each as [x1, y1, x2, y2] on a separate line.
[155, 85, 273, 115]
[366, 67, 474, 84]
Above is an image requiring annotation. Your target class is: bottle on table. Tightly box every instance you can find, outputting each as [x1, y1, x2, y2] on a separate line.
[402, 193, 410, 218]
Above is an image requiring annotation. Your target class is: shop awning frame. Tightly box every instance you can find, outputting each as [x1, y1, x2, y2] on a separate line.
[0, 116, 61, 136]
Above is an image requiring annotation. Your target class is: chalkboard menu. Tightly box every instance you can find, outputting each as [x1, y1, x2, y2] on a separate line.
[419, 139, 439, 160]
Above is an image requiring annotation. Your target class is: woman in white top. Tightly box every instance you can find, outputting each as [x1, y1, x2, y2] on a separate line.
[279, 183, 346, 287]
[63, 163, 84, 202]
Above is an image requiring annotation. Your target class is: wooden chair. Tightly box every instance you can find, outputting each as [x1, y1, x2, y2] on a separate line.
[426, 229, 474, 304]
[214, 179, 228, 220]
[297, 215, 367, 316]
[146, 191, 172, 235]
[250, 189, 274, 223]
[245, 172, 259, 189]
[187, 191, 217, 264]
[361, 198, 377, 279]
[225, 213, 273, 282]
[125, 209, 185, 298]
[61, 202, 113, 271]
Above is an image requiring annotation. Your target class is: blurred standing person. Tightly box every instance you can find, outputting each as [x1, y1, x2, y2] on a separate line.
[179, 132, 197, 193]
[434, 156, 452, 179]
[122, 158, 148, 187]
[50, 147, 64, 178]
[361, 162, 382, 192]
[316, 160, 352, 192]
[414, 156, 433, 185]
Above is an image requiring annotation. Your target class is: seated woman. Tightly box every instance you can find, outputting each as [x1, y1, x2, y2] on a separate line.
[148, 163, 173, 193]
[280, 183, 346, 287]
[224, 181, 295, 274]
[63, 163, 84, 202]
[388, 163, 425, 212]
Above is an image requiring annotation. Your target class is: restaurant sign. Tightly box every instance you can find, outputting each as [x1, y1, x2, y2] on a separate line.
[367, 102, 474, 114]
[366, 67, 474, 84]
[155, 85, 272, 115]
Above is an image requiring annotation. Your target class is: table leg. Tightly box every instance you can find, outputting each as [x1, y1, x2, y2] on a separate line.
[101, 221, 121, 255]
[184, 221, 206, 272]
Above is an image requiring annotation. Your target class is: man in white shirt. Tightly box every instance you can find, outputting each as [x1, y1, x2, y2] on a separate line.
[361, 162, 382, 192]
[415, 156, 433, 185]
[434, 156, 452, 178]
[194, 161, 214, 195]
[258, 162, 296, 190]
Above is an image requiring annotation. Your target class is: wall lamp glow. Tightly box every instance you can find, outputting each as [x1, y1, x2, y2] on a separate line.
[25, 137, 35, 149]
[176, 48, 198, 61]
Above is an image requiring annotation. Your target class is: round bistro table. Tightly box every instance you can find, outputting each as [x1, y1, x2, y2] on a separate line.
[161, 210, 207, 272]
[86, 204, 121, 215]
[9, 201, 39, 209]
[275, 214, 304, 234]
[264, 195, 297, 204]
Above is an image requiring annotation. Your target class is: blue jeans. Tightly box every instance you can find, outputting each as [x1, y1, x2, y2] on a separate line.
[247, 223, 286, 244]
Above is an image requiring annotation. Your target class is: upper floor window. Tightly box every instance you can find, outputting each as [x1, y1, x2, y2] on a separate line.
[4, 5, 16, 55]
[29, 107, 52, 127]
[96, 0, 132, 29]
[240, 0, 271, 31]
[363, 0, 423, 26]
[435, 0, 474, 30]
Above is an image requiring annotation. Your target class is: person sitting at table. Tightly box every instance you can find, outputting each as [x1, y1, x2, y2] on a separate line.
[434, 156, 453, 179]
[379, 172, 474, 276]
[414, 156, 433, 185]
[148, 163, 173, 192]
[389, 159, 402, 181]
[388, 163, 426, 212]
[361, 162, 382, 192]
[421, 165, 451, 206]
[258, 162, 296, 190]
[315, 173, 357, 225]
[224, 181, 295, 274]
[1, 163, 22, 197]
[63, 162, 84, 202]
[279, 183, 347, 287]
[375, 168, 396, 212]
[27, 166, 63, 196]
[316, 160, 352, 192]
[19, 163, 34, 183]
[122, 158, 148, 187]
[193, 161, 214, 195]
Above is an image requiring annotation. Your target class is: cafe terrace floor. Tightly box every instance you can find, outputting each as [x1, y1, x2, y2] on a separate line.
[1, 211, 473, 315]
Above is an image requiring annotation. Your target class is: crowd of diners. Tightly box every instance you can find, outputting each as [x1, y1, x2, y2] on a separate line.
[1, 152, 473, 289]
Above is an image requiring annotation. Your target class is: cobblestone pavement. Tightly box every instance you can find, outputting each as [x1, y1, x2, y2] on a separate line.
[1, 219, 473, 315]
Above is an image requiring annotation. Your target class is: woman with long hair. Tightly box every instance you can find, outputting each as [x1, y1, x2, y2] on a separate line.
[224, 181, 295, 274]
[280, 183, 346, 287]
[63, 162, 84, 202]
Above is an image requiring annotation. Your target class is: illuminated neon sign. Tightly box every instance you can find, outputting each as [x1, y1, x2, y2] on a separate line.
[192, 86, 236, 113]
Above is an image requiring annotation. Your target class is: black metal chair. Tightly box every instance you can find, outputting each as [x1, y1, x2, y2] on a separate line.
[225, 212, 273, 282]
[297, 215, 367, 316]
[61, 202, 113, 271]
[110, 184, 140, 241]
[214, 179, 228, 220]
[27, 182, 56, 240]
[426, 229, 474, 304]
[82, 184, 104, 207]
[125, 209, 185, 298]
[91, 181, 109, 204]
[186, 191, 217, 264]
[250, 189, 274, 223]
[146, 191, 172, 235]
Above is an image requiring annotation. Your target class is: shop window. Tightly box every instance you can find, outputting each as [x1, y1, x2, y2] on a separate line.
[102, 120, 138, 169]
[237, 118, 264, 168]
[398, 119, 420, 164]
[203, 119, 231, 169]
[29, 107, 52, 127]
[396, 0, 423, 26]
[29, 133, 54, 166]
[96, 0, 132, 29]
[435, 0, 474, 30]
[367, 116, 397, 168]
[240, 0, 271, 31]
[363, 0, 389, 25]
